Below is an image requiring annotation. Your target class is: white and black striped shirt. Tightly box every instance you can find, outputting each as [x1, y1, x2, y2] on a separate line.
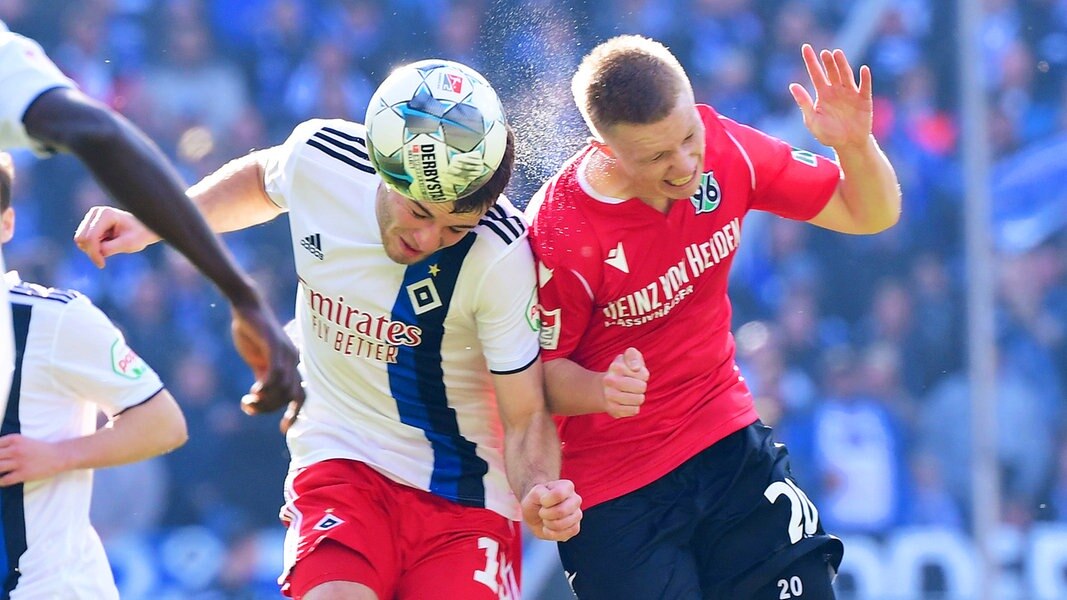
[1, 273, 162, 599]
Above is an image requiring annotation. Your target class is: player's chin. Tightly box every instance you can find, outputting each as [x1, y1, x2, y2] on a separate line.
[394, 254, 428, 266]
[384, 245, 426, 265]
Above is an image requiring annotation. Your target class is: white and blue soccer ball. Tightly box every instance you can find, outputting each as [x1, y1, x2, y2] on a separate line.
[365, 59, 507, 203]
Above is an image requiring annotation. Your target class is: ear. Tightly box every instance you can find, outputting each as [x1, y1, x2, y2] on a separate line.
[589, 137, 615, 158]
[1, 208, 14, 244]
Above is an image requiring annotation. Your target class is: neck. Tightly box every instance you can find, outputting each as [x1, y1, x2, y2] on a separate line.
[640, 196, 674, 214]
[584, 148, 624, 198]
[584, 150, 674, 213]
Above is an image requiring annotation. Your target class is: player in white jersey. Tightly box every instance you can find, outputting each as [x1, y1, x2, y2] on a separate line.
[0, 153, 187, 599]
[0, 20, 71, 416]
[75, 79, 583, 598]
[0, 19, 301, 428]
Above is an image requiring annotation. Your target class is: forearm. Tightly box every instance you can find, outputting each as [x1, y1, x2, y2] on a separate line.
[504, 410, 562, 500]
[832, 135, 901, 234]
[544, 358, 606, 416]
[60, 390, 187, 472]
[78, 125, 265, 303]
[495, 365, 581, 540]
[24, 89, 270, 305]
[185, 151, 283, 234]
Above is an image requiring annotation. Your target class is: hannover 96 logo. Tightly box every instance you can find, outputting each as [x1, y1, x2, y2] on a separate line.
[690, 171, 721, 214]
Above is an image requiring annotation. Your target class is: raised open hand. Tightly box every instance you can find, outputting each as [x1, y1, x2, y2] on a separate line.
[789, 44, 873, 151]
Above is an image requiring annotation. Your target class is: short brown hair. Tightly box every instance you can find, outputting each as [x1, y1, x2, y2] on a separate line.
[452, 125, 515, 215]
[571, 35, 692, 138]
[0, 152, 13, 211]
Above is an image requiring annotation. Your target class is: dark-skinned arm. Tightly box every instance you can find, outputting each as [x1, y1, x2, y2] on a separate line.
[25, 87, 303, 427]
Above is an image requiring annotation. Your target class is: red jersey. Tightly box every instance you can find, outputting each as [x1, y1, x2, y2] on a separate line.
[525, 105, 840, 508]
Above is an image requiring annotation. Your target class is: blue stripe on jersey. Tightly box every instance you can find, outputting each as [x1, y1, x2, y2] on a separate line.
[387, 234, 489, 507]
[0, 304, 30, 598]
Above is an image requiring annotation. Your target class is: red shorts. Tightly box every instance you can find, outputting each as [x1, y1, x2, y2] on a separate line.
[279, 459, 522, 599]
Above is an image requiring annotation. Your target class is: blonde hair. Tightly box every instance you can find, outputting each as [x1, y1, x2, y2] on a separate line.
[571, 35, 693, 139]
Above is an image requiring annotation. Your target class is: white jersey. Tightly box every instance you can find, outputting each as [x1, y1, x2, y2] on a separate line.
[0, 23, 75, 153]
[0, 21, 77, 435]
[3, 274, 163, 599]
[265, 119, 539, 520]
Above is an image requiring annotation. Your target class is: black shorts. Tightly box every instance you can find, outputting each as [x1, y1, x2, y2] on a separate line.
[558, 421, 843, 600]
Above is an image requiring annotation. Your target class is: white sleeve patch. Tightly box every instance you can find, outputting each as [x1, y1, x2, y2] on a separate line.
[536, 306, 561, 350]
[110, 339, 148, 380]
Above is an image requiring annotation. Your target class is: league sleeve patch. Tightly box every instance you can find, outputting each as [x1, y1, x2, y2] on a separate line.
[525, 287, 539, 332]
[537, 307, 561, 350]
[111, 339, 148, 379]
[790, 148, 819, 167]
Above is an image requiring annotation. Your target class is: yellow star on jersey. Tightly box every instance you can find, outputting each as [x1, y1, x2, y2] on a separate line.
[428, 264, 441, 277]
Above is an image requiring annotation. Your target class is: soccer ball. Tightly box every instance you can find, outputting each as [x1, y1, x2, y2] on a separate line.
[365, 60, 508, 203]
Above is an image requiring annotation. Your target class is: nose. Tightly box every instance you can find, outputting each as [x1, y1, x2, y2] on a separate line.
[411, 225, 440, 253]
[670, 152, 698, 178]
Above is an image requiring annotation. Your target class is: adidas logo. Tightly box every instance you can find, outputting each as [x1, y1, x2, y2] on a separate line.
[301, 233, 323, 260]
[605, 242, 629, 273]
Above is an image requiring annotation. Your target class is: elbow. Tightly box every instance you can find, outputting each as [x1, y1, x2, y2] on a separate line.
[848, 188, 901, 235]
[28, 94, 125, 156]
[168, 426, 190, 453]
[871, 191, 903, 233]
[832, 174, 902, 235]
[884, 207, 902, 230]
[157, 409, 189, 455]
[867, 205, 901, 234]
[166, 417, 189, 453]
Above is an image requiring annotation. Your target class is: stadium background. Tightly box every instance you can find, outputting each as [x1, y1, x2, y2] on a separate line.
[2, 0, 1065, 598]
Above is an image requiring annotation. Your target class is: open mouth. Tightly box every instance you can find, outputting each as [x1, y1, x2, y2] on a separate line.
[666, 172, 695, 187]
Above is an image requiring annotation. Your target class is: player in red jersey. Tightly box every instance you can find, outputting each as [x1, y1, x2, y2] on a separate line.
[525, 36, 900, 599]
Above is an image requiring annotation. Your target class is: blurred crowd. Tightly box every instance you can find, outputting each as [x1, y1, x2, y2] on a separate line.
[0, 0, 1065, 594]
